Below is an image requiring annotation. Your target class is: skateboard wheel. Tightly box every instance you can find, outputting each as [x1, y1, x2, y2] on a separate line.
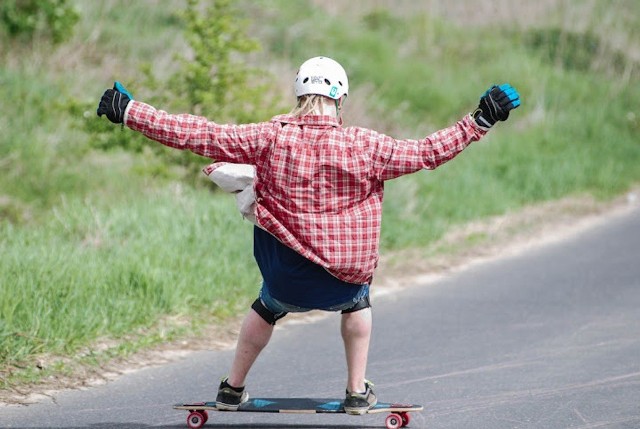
[186, 411, 206, 429]
[201, 410, 209, 423]
[385, 413, 403, 429]
[400, 411, 410, 427]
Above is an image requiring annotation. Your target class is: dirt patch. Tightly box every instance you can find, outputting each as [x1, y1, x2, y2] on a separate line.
[1, 190, 637, 406]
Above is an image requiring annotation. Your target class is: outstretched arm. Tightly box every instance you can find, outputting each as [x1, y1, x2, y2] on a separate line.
[376, 83, 521, 181]
[97, 82, 264, 164]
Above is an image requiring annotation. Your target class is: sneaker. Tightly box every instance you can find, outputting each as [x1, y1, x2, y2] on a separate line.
[216, 377, 249, 411]
[343, 380, 377, 415]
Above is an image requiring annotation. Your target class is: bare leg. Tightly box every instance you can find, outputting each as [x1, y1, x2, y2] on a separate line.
[227, 309, 274, 387]
[341, 308, 372, 393]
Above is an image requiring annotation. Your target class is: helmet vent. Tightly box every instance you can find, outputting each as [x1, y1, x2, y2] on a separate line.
[324, 79, 331, 85]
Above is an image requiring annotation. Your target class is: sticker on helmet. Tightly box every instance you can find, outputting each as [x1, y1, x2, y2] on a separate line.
[330, 86, 337, 97]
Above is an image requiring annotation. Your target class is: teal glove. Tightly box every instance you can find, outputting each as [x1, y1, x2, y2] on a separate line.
[97, 81, 134, 124]
[473, 83, 520, 128]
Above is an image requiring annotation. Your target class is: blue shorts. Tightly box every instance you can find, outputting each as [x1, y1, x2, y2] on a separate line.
[253, 226, 370, 314]
[259, 281, 370, 314]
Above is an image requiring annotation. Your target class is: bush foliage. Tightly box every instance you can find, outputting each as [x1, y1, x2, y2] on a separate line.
[0, 0, 78, 44]
[70, 0, 283, 181]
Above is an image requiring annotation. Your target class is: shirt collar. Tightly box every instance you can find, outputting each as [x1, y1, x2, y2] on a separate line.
[271, 114, 340, 128]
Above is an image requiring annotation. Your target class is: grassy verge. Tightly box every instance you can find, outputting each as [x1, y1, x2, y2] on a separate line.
[1, 0, 639, 391]
[0, 186, 258, 381]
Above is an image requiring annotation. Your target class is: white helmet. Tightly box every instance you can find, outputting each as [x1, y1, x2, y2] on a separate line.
[294, 56, 349, 100]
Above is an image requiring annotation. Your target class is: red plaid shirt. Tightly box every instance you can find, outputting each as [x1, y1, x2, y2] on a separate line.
[125, 101, 487, 284]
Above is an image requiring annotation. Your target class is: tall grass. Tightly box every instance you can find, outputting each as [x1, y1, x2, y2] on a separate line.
[1, 0, 639, 386]
[1, 187, 258, 368]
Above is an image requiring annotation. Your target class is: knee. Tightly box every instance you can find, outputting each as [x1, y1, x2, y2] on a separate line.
[251, 298, 287, 326]
[341, 308, 372, 338]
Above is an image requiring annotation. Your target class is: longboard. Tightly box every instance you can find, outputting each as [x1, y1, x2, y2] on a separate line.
[174, 397, 423, 429]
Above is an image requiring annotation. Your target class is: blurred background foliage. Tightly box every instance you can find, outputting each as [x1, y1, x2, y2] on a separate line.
[1, 0, 638, 387]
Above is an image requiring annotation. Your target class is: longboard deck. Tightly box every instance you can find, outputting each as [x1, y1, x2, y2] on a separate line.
[174, 397, 423, 414]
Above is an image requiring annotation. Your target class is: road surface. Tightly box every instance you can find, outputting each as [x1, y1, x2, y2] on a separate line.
[2, 206, 639, 428]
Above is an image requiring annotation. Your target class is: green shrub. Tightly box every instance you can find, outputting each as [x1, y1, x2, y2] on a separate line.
[71, 0, 284, 182]
[524, 27, 638, 78]
[0, 0, 78, 44]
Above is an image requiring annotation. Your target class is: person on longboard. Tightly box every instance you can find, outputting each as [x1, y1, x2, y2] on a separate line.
[97, 56, 520, 415]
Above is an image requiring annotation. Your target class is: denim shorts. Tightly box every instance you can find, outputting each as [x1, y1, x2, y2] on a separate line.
[259, 282, 370, 314]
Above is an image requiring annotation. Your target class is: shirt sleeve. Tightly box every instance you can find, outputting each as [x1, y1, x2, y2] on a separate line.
[124, 101, 266, 164]
[374, 114, 488, 181]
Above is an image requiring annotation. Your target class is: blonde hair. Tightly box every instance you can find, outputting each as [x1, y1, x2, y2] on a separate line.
[289, 94, 334, 117]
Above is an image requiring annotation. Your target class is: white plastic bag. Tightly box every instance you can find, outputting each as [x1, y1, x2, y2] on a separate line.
[203, 163, 257, 224]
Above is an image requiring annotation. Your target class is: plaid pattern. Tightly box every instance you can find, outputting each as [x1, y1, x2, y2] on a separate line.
[125, 101, 487, 284]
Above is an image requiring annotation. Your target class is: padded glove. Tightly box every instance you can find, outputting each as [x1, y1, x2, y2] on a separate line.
[97, 81, 134, 124]
[473, 83, 520, 128]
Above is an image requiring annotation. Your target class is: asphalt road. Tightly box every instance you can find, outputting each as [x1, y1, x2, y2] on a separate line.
[2, 206, 639, 429]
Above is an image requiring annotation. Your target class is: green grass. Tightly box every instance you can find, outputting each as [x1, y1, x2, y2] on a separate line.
[1, 0, 639, 388]
[0, 187, 258, 369]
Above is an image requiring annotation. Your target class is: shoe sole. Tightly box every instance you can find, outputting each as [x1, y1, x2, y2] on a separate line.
[216, 403, 240, 411]
[344, 399, 377, 415]
[344, 407, 368, 415]
[215, 393, 249, 411]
